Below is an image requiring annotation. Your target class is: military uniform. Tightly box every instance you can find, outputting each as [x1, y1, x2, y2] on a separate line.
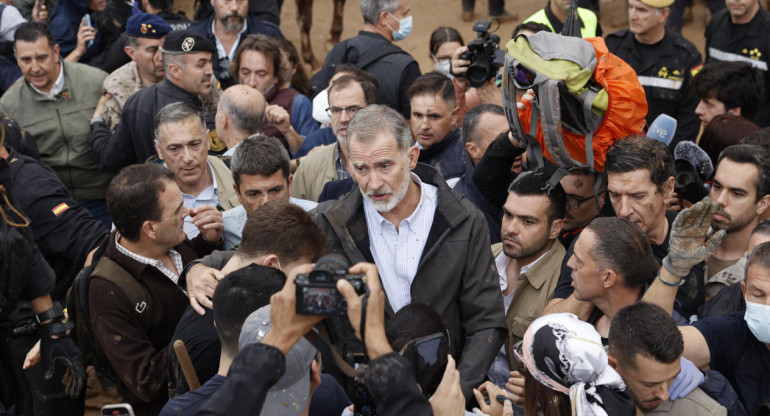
[606, 28, 702, 146]
[705, 7, 770, 127]
[101, 61, 156, 131]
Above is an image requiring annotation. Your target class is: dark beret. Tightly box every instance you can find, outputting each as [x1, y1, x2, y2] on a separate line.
[126, 14, 172, 39]
[160, 30, 215, 54]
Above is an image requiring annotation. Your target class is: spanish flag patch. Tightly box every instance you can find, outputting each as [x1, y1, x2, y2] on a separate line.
[52, 203, 69, 216]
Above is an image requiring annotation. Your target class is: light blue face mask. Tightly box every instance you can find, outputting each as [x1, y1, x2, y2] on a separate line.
[744, 297, 770, 344]
[387, 13, 413, 41]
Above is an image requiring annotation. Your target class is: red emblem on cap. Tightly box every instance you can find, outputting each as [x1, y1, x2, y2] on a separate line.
[140, 24, 148, 34]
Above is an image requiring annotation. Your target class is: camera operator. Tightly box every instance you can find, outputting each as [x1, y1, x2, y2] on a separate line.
[195, 262, 436, 416]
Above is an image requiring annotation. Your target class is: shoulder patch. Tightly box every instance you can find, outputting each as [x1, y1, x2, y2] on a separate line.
[52, 202, 70, 216]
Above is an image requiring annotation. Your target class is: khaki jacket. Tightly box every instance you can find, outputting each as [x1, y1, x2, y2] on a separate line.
[292, 143, 339, 202]
[492, 240, 566, 371]
[208, 155, 239, 210]
[101, 61, 156, 131]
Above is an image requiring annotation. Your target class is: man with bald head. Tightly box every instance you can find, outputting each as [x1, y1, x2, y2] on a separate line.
[215, 85, 267, 158]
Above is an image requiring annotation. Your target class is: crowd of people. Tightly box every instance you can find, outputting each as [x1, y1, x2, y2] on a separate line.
[1, 0, 770, 414]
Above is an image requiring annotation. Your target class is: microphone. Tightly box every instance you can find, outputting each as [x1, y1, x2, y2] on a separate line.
[673, 141, 713, 203]
[646, 114, 677, 146]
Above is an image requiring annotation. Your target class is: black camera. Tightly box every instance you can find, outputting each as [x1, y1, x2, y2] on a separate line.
[459, 20, 505, 88]
[674, 159, 711, 204]
[295, 254, 366, 315]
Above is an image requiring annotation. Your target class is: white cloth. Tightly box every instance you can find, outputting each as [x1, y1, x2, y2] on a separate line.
[31, 62, 64, 99]
[114, 233, 183, 284]
[363, 173, 437, 312]
[223, 142, 240, 157]
[0, 5, 25, 42]
[222, 197, 318, 250]
[181, 162, 219, 239]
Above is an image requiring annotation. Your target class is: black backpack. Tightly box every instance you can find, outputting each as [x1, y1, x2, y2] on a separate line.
[66, 236, 151, 384]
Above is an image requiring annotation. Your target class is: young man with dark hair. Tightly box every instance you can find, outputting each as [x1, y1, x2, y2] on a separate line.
[168, 201, 327, 396]
[706, 144, 770, 298]
[407, 71, 465, 183]
[488, 173, 566, 384]
[90, 164, 222, 415]
[223, 134, 317, 249]
[643, 198, 770, 414]
[691, 61, 765, 127]
[161, 265, 286, 415]
[608, 302, 726, 414]
[704, 0, 770, 127]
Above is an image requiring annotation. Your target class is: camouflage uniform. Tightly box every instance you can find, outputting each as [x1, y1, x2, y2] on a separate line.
[100, 61, 155, 131]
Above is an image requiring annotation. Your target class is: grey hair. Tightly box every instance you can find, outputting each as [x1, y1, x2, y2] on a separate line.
[360, 0, 400, 25]
[346, 104, 412, 154]
[230, 134, 291, 187]
[154, 102, 206, 142]
[747, 241, 770, 278]
[219, 89, 264, 134]
[163, 52, 186, 71]
[125, 35, 138, 50]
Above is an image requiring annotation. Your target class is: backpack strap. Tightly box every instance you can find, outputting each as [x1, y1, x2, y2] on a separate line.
[91, 258, 151, 330]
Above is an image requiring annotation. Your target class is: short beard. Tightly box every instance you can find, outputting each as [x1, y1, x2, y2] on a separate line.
[219, 15, 245, 32]
[363, 168, 412, 213]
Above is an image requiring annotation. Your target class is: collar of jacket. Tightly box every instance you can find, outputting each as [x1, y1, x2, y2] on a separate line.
[26, 61, 69, 102]
[519, 239, 565, 289]
[159, 78, 203, 106]
[417, 128, 461, 162]
[321, 162, 471, 268]
[617, 28, 675, 73]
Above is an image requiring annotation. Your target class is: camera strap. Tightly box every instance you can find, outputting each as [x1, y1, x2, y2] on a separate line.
[304, 326, 361, 379]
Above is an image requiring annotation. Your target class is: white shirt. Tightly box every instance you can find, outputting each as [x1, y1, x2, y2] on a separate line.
[211, 18, 247, 62]
[181, 162, 219, 239]
[487, 249, 549, 387]
[221, 197, 318, 250]
[114, 233, 183, 285]
[363, 173, 437, 312]
[31, 62, 65, 99]
[0, 5, 25, 42]
[223, 142, 240, 157]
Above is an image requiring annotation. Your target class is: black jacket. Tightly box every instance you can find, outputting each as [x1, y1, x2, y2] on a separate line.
[606, 28, 702, 147]
[417, 128, 466, 181]
[312, 163, 507, 399]
[188, 14, 282, 89]
[453, 161, 502, 244]
[89, 79, 214, 172]
[705, 7, 770, 127]
[309, 31, 421, 119]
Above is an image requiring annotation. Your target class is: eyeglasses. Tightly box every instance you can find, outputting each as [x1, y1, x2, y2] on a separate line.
[565, 191, 605, 209]
[326, 105, 362, 117]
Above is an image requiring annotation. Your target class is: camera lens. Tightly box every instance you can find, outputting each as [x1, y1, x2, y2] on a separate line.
[467, 60, 492, 88]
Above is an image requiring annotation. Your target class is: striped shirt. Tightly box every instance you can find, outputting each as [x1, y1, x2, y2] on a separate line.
[114, 233, 184, 285]
[363, 173, 437, 312]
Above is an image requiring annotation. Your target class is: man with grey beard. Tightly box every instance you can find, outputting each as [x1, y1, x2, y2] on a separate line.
[311, 104, 507, 402]
[188, 0, 282, 89]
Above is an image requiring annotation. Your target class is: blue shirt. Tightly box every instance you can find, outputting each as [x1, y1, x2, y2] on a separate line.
[290, 93, 319, 138]
[294, 126, 337, 158]
[222, 197, 318, 250]
[160, 374, 225, 416]
[692, 311, 770, 413]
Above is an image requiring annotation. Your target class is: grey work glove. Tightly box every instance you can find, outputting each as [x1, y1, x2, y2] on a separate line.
[662, 198, 726, 277]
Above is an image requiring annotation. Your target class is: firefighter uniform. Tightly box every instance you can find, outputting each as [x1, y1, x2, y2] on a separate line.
[606, 28, 702, 147]
[705, 6, 770, 127]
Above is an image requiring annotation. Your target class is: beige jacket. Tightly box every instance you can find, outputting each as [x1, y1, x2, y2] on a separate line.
[208, 155, 240, 210]
[492, 240, 566, 371]
[291, 143, 339, 202]
[101, 61, 155, 131]
[644, 387, 726, 415]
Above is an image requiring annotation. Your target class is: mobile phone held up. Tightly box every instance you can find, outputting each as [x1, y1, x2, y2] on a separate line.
[101, 403, 135, 416]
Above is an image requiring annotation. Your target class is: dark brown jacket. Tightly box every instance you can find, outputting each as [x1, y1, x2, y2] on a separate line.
[89, 232, 217, 416]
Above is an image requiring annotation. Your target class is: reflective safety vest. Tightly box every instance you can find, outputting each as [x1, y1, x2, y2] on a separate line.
[524, 7, 599, 38]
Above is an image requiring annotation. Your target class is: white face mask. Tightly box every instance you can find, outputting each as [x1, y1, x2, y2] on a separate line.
[312, 89, 331, 125]
[745, 297, 770, 344]
[433, 57, 453, 79]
